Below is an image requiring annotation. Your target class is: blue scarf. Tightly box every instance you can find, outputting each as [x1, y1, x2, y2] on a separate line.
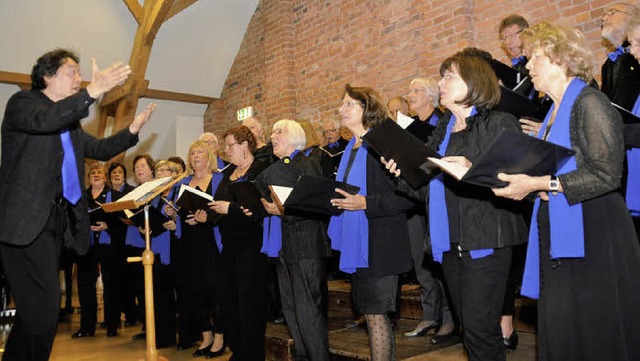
[608, 46, 627, 62]
[511, 56, 527, 67]
[428, 110, 440, 127]
[217, 157, 225, 170]
[328, 137, 369, 273]
[95, 191, 112, 245]
[428, 108, 492, 262]
[148, 196, 171, 265]
[625, 96, 640, 216]
[521, 78, 587, 299]
[261, 150, 301, 257]
[327, 141, 339, 148]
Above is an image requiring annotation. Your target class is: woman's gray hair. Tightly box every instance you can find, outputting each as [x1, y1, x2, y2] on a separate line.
[272, 119, 307, 151]
[409, 77, 440, 108]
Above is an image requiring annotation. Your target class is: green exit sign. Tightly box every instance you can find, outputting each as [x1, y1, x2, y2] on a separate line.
[237, 106, 253, 121]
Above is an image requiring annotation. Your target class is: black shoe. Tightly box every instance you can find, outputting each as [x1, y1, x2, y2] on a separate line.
[71, 330, 95, 339]
[106, 329, 118, 337]
[205, 343, 226, 359]
[429, 332, 457, 345]
[131, 332, 146, 341]
[124, 319, 136, 327]
[503, 330, 518, 350]
[403, 321, 439, 337]
[193, 342, 213, 357]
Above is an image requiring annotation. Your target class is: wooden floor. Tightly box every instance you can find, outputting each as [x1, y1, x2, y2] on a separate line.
[0, 280, 538, 360]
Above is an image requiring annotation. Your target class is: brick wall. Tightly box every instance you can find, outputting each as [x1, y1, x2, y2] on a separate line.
[204, 0, 615, 136]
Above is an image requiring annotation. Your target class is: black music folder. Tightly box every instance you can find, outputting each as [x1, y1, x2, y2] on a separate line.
[425, 128, 575, 188]
[270, 174, 360, 216]
[362, 119, 440, 189]
[494, 86, 548, 122]
[89, 205, 107, 226]
[227, 181, 267, 220]
[129, 205, 170, 236]
[612, 103, 640, 147]
[175, 184, 220, 222]
[491, 59, 528, 91]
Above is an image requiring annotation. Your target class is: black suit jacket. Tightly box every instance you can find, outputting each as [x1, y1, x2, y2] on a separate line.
[0, 89, 138, 255]
[601, 52, 640, 110]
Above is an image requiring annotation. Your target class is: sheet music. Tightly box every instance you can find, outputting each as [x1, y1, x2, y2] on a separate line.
[116, 176, 173, 204]
[270, 185, 293, 204]
[177, 184, 215, 202]
[396, 111, 415, 129]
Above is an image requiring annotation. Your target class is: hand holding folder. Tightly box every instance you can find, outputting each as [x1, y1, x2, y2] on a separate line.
[362, 119, 440, 189]
[426, 128, 575, 188]
[128, 205, 170, 236]
[175, 184, 220, 222]
[269, 174, 360, 216]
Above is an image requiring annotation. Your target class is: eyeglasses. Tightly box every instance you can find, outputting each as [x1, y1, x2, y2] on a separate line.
[322, 129, 338, 134]
[603, 8, 630, 18]
[499, 29, 523, 43]
[341, 101, 362, 108]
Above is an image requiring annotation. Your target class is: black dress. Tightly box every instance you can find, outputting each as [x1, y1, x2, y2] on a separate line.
[215, 160, 269, 361]
[176, 179, 222, 345]
[536, 86, 640, 361]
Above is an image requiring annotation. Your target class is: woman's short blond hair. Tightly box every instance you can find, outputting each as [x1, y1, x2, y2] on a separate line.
[187, 140, 216, 173]
[522, 22, 593, 82]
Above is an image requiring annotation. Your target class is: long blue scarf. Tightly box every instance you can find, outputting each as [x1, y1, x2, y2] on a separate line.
[428, 108, 491, 262]
[521, 78, 586, 299]
[95, 191, 112, 245]
[261, 150, 302, 257]
[625, 96, 640, 216]
[328, 137, 369, 273]
[149, 196, 171, 265]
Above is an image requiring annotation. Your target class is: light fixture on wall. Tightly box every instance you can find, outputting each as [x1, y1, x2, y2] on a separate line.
[236, 106, 253, 121]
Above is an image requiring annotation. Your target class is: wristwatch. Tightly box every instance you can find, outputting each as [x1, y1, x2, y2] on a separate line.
[549, 176, 559, 192]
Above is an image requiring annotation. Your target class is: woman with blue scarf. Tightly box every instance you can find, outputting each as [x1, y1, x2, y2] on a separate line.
[257, 119, 333, 361]
[494, 23, 640, 361]
[330, 84, 414, 361]
[412, 54, 528, 361]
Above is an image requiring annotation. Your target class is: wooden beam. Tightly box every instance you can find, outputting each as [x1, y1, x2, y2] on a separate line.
[164, 0, 199, 22]
[143, 0, 174, 45]
[0, 71, 30, 88]
[143, 88, 217, 104]
[123, 0, 143, 24]
[101, 79, 149, 106]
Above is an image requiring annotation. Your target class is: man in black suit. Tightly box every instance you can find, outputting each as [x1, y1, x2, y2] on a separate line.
[0, 48, 155, 361]
[600, 3, 640, 110]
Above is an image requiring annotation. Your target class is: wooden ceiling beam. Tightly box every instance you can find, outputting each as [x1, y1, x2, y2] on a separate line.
[123, 0, 143, 24]
[143, 88, 217, 104]
[164, 0, 199, 22]
[142, 0, 174, 45]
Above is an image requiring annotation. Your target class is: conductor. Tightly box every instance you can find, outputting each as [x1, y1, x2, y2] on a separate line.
[0, 48, 155, 361]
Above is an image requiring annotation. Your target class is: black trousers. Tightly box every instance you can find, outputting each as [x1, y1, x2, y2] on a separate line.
[153, 261, 176, 346]
[220, 245, 268, 361]
[441, 246, 512, 361]
[76, 246, 98, 333]
[95, 243, 122, 331]
[0, 203, 65, 361]
[277, 257, 330, 361]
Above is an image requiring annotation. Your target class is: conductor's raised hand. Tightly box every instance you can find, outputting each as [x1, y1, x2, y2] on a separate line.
[331, 188, 366, 211]
[129, 103, 157, 134]
[86, 58, 132, 99]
